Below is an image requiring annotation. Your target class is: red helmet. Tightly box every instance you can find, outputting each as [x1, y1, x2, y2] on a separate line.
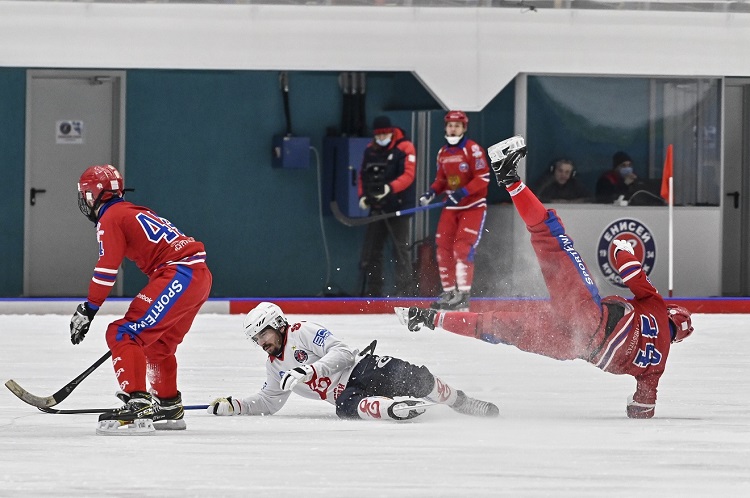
[444, 110, 468, 125]
[667, 304, 693, 343]
[77, 164, 124, 222]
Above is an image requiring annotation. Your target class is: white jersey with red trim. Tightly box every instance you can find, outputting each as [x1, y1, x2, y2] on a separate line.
[235, 320, 357, 416]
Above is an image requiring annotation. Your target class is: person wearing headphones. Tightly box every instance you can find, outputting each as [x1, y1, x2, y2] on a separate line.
[534, 158, 591, 203]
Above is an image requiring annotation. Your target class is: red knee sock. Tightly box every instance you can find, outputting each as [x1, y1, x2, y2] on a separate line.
[437, 311, 481, 339]
[147, 355, 178, 399]
[507, 182, 548, 228]
[110, 342, 147, 393]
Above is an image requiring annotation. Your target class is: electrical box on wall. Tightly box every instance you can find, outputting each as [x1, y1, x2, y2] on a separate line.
[322, 137, 372, 218]
[272, 135, 310, 169]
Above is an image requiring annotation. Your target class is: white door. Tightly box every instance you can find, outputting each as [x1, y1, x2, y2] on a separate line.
[24, 70, 126, 296]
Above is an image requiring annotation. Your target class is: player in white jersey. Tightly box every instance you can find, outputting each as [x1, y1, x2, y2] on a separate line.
[207, 302, 499, 421]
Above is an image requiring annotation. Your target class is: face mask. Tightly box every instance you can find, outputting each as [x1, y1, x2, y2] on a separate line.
[375, 137, 391, 147]
[619, 166, 633, 177]
[445, 135, 463, 146]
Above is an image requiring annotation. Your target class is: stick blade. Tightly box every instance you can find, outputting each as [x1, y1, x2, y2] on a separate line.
[5, 379, 57, 408]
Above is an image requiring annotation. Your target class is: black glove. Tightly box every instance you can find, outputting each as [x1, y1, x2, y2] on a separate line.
[70, 302, 98, 345]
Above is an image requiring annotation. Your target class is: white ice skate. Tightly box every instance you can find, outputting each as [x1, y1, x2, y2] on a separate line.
[487, 135, 526, 163]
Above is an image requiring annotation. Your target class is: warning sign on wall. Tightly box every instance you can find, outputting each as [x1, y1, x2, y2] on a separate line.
[56, 120, 84, 144]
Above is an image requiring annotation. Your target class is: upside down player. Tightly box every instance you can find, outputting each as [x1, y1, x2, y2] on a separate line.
[206, 302, 498, 421]
[399, 136, 694, 419]
[71, 165, 212, 435]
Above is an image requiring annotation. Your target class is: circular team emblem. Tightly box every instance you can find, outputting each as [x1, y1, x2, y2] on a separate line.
[293, 349, 308, 363]
[459, 162, 469, 172]
[596, 218, 656, 288]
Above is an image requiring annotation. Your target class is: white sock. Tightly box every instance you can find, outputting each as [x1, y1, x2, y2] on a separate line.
[424, 377, 458, 406]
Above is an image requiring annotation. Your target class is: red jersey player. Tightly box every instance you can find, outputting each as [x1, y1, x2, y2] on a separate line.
[419, 111, 489, 311]
[70, 164, 212, 435]
[400, 136, 694, 419]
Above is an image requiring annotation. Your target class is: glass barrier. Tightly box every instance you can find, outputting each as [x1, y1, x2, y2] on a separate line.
[526, 76, 721, 207]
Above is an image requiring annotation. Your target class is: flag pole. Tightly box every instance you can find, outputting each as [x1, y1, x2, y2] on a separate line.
[661, 144, 674, 298]
[668, 176, 673, 297]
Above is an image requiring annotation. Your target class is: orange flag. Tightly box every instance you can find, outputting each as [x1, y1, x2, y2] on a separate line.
[660, 144, 673, 201]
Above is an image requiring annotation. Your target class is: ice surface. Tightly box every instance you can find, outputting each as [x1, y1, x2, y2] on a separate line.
[1, 313, 748, 496]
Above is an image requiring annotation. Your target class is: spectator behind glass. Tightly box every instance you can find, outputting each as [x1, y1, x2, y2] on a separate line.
[595, 151, 638, 204]
[534, 158, 591, 203]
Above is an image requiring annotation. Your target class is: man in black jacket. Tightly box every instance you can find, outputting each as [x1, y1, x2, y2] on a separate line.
[357, 115, 417, 297]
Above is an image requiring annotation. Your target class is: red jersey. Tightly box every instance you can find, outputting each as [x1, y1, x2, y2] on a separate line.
[88, 199, 207, 307]
[430, 138, 489, 210]
[589, 250, 672, 407]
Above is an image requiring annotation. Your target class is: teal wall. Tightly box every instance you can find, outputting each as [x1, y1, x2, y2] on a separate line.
[0, 69, 26, 295]
[0, 68, 515, 297]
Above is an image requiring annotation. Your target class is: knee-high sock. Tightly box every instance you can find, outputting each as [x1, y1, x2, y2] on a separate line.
[424, 376, 459, 406]
[110, 342, 147, 393]
[436, 311, 481, 339]
[147, 355, 178, 399]
[506, 181, 548, 228]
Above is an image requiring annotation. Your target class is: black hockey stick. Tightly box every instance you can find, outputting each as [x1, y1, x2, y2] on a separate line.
[330, 200, 446, 227]
[5, 350, 112, 409]
[37, 404, 210, 415]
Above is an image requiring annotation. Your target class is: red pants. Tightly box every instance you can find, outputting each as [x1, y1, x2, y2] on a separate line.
[435, 206, 486, 291]
[441, 185, 603, 360]
[105, 263, 212, 398]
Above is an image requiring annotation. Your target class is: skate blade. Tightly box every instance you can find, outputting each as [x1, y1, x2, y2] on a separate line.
[96, 418, 155, 436]
[487, 136, 526, 163]
[154, 419, 186, 431]
[393, 307, 409, 326]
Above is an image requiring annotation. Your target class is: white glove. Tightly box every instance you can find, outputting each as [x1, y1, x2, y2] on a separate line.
[419, 190, 435, 207]
[358, 196, 369, 210]
[613, 239, 635, 256]
[207, 396, 243, 416]
[279, 365, 315, 391]
[373, 184, 391, 201]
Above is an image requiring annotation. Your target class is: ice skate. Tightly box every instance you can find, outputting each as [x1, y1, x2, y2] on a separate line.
[395, 306, 435, 331]
[443, 290, 470, 312]
[387, 399, 428, 420]
[153, 391, 186, 431]
[451, 390, 499, 418]
[487, 135, 527, 187]
[430, 290, 455, 310]
[96, 391, 155, 435]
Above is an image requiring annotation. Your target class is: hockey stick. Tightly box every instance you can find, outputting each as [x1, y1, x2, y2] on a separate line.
[37, 404, 210, 415]
[330, 200, 446, 227]
[5, 350, 112, 409]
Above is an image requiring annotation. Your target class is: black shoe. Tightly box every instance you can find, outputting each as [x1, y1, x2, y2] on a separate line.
[430, 290, 455, 310]
[96, 391, 155, 435]
[407, 307, 437, 332]
[487, 136, 527, 187]
[443, 290, 470, 311]
[451, 390, 499, 418]
[153, 391, 186, 431]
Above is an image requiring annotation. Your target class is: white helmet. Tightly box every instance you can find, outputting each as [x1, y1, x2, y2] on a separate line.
[243, 302, 288, 342]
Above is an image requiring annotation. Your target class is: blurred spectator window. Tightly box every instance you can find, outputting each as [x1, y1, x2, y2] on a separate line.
[526, 75, 721, 206]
